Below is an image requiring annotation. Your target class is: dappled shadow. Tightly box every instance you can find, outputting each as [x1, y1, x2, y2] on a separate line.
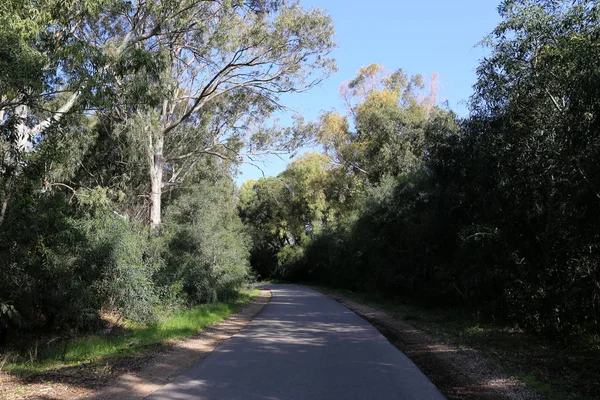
[324, 291, 540, 400]
[2, 285, 447, 399]
[0, 293, 270, 400]
[145, 285, 445, 400]
[0, 342, 162, 399]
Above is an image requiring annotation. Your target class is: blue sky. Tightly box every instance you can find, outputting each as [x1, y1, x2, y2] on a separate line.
[236, 0, 501, 184]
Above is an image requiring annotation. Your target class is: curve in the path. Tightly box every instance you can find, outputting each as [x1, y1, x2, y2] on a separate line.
[147, 284, 446, 400]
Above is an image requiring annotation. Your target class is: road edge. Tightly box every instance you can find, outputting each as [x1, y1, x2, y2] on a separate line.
[89, 289, 272, 400]
[312, 286, 540, 400]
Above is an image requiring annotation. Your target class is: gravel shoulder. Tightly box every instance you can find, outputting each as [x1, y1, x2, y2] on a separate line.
[314, 287, 541, 400]
[0, 290, 271, 400]
[146, 284, 445, 400]
[90, 288, 271, 400]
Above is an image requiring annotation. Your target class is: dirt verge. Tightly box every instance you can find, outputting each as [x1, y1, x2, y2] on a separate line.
[0, 289, 271, 400]
[315, 288, 540, 400]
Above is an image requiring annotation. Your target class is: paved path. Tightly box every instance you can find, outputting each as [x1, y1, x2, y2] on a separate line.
[148, 285, 445, 400]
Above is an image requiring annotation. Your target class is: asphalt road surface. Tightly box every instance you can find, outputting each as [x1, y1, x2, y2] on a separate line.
[148, 284, 446, 400]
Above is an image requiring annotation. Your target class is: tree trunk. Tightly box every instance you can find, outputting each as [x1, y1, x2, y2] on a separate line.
[0, 105, 30, 227]
[0, 192, 10, 226]
[150, 134, 164, 230]
[14, 105, 32, 154]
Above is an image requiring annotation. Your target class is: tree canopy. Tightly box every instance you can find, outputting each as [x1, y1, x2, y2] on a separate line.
[0, 0, 335, 335]
[241, 0, 600, 340]
[2, 0, 600, 362]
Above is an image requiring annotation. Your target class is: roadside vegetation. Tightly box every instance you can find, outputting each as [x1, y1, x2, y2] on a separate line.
[240, 2, 600, 398]
[319, 286, 599, 400]
[1, 289, 258, 377]
[0, 0, 333, 393]
[0, 0, 335, 357]
[241, 0, 600, 340]
[2, 0, 600, 399]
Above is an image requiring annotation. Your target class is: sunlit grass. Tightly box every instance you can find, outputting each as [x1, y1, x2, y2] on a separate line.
[3, 289, 259, 376]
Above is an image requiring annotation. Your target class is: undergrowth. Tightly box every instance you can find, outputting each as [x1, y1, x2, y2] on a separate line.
[1, 289, 258, 376]
[314, 285, 599, 400]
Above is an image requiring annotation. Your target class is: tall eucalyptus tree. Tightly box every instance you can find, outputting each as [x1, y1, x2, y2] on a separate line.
[0, 0, 336, 229]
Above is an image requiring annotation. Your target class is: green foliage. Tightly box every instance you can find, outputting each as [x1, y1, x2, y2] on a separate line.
[0, 188, 158, 331]
[160, 178, 251, 305]
[0, 303, 21, 326]
[0, 0, 117, 113]
[0, 150, 251, 336]
[239, 152, 356, 279]
[75, 214, 160, 323]
[5, 290, 257, 376]
[243, 1, 600, 339]
[320, 63, 444, 182]
[0, 0, 313, 342]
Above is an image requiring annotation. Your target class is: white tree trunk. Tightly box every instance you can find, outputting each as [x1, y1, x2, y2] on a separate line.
[0, 105, 30, 227]
[15, 105, 31, 153]
[0, 191, 10, 225]
[149, 134, 164, 230]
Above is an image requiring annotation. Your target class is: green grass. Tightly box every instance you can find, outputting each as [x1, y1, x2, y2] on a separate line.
[514, 373, 559, 400]
[2, 289, 259, 376]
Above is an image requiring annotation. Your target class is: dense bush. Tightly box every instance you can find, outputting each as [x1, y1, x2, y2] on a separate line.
[1, 0, 333, 342]
[0, 147, 251, 337]
[0, 194, 159, 331]
[0, 183, 251, 336]
[242, 1, 600, 338]
[159, 179, 251, 305]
